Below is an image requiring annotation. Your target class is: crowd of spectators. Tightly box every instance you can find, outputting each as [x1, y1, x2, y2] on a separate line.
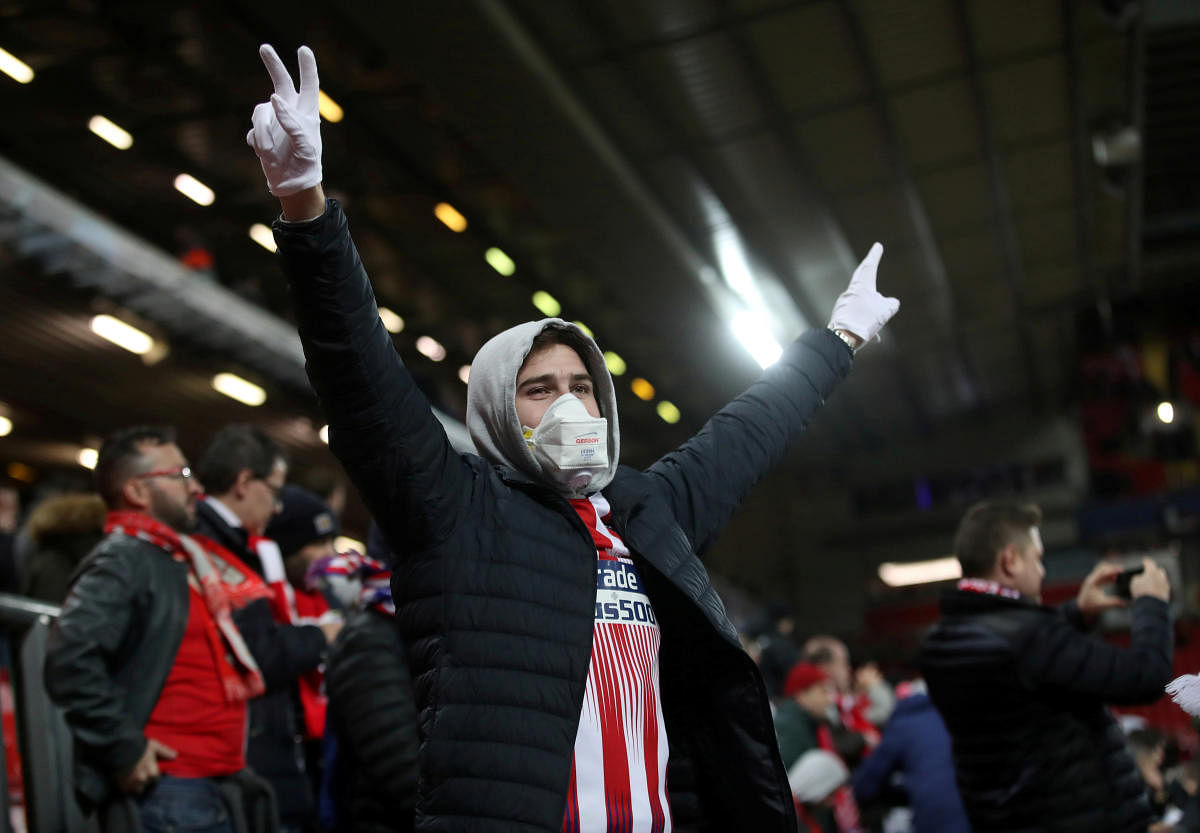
[1, 446, 1193, 833]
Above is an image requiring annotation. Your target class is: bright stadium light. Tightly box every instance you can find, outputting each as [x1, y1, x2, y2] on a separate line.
[731, 310, 782, 369]
[174, 173, 215, 206]
[878, 557, 962, 587]
[212, 373, 266, 407]
[90, 315, 155, 355]
[249, 223, 277, 253]
[88, 115, 133, 150]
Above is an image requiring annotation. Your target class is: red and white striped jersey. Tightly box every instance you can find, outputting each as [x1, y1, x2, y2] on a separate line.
[563, 493, 671, 833]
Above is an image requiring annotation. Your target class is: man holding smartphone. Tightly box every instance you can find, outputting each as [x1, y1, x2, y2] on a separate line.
[922, 500, 1173, 833]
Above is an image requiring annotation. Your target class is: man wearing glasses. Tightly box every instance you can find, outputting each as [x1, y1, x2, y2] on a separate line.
[194, 424, 338, 833]
[45, 426, 280, 832]
[194, 424, 290, 573]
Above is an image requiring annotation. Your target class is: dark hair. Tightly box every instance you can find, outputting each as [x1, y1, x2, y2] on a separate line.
[803, 645, 835, 666]
[954, 500, 1043, 578]
[1127, 728, 1165, 758]
[95, 426, 177, 509]
[292, 465, 345, 503]
[802, 635, 848, 666]
[526, 325, 595, 372]
[195, 424, 285, 496]
[830, 725, 868, 769]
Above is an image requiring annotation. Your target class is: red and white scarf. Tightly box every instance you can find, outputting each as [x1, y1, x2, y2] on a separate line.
[956, 578, 1022, 600]
[105, 511, 270, 702]
[306, 550, 395, 616]
[251, 534, 333, 740]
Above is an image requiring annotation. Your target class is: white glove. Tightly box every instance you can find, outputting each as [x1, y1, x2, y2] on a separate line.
[246, 44, 323, 197]
[827, 242, 900, 347]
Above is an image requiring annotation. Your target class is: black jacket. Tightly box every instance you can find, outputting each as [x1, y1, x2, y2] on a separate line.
[44, 532, 191, 812]
[274, 201, 852, 833]
[194, 500, 327, 824]
[325, 609, 419, 833]
[921, 589, 1173, 833]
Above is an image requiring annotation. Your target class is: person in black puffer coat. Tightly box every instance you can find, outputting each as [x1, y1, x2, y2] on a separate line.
[922, 500, 1174, 833]
[246, 44, 900, 833]
[313, 552, 417, 833]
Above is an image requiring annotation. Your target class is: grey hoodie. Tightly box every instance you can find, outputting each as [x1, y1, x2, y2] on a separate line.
[466, 318, 620, 497]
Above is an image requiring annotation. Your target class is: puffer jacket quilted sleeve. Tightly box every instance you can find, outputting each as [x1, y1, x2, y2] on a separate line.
[1019, 595, 1173, 705]
[647, 329, 852, 554]
[273, 201, 470, 551]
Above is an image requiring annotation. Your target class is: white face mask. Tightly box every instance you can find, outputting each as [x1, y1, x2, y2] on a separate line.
[523, 393, 609, 493]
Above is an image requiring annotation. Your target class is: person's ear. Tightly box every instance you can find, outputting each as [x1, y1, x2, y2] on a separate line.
[122, 478, 151, 512]
[997, 545, 1021, 578]
[233, 469, 255, 499]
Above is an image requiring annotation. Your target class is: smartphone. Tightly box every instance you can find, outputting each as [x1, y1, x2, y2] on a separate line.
[1114, 566, 1145, 599]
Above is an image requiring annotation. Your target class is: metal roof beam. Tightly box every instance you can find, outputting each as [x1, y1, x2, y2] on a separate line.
[716, 0, 932, 435]
[836, 0, 985, 412]
[1063, 0, 1113, 339]
[952, 0, 1044, 411]
[1125, 11, 1147, 292]
[0, 154, 477, 453]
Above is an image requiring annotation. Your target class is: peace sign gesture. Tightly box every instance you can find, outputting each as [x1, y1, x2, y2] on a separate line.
[247, 44, 323, 197]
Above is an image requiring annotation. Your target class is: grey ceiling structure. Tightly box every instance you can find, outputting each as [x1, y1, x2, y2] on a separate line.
[0, 0, 1194, 630]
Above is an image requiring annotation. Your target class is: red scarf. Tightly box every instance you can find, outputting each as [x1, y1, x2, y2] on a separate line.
[816, 725, 862, 832]
[250, 535, 329, 740]
[105, 511, 270, 702]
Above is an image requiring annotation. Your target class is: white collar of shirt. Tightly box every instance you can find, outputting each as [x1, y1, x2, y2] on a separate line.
[203, 495, 244, 530]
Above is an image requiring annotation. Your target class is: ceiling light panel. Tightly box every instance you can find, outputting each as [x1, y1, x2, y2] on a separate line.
[174, 173, 214, 206]
[88, 115, 133, 149]
[90, 314, 155, 355]
[0, 47, 33, 84]
[212, 372, 266, 406]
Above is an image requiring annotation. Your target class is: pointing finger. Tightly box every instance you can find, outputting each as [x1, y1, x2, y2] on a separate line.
[853, 242, 884, 291]
[259, 44, 295, 97]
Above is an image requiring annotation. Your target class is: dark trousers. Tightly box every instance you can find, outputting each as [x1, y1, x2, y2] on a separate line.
[137, 775, 235, 833]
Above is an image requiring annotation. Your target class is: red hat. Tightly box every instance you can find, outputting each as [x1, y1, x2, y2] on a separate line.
[783, 662, 830, 698]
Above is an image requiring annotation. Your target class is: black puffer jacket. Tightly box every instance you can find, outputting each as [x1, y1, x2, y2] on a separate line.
[273, 201, 852, 833]
[194, 501, 327, 825]
[325, 608, 418, 833]
[44, 532, 190, 812]
[921, 589, 1173, 833]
